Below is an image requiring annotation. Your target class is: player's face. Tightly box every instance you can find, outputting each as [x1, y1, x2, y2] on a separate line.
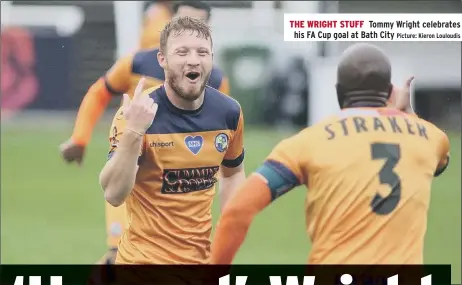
[175, 6, 209, 23]
[161, 30, 213, 101]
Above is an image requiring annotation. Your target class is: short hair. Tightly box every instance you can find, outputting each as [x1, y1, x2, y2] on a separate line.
[337, 43, 391, 94]
[173, 1, 211, 19]
[159, 16, 212, 52]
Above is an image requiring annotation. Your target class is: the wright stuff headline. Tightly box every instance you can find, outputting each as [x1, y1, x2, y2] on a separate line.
[289, 20, 461, 40]
[0, 265, 452, 285]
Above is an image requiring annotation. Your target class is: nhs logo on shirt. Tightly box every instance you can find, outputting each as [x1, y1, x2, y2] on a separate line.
[184, 135, 204, 155]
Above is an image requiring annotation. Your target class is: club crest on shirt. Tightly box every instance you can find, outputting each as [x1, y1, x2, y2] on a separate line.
[215, 133, 229, 153]
[184, 135, 203, 155]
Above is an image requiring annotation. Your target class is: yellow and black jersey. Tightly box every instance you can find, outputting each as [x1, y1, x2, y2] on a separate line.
[108, 85, 244, 264]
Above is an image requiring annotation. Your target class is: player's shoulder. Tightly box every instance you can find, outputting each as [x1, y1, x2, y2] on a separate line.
[413, 115, 449, 142]
[413, 115, 443, 131]
[268, 127, 310, 164]
[115, 48, 156, 66]
[204, 86, 242, 129]
[303, 114, 338, 135]
[207, 65, 226, 90]
[132, 48, 159, 63]
[145, 84, 165, 102]
[292, 114, 346, 147]
[206, 85, 240, 110]
[289, 126, 315, 147]
[204, 86, 242, 117]
[203, 86, 242, 130]
[131, 48, 162, 77]
[142, 84, 163, 97]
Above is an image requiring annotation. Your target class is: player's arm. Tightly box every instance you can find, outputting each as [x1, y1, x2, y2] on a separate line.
[434, 131, 450, 177]
[211, 137, 303, 264]
[218, 108, 246, 210]
[390, 76, 415, 115]
[99, 114, 144, 207]
[99, 79, 157, 207]
[70, 54, 133, 147]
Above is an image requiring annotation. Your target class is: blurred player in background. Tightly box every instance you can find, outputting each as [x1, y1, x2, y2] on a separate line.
[99, 16, 245, 265]
[140, 1, 211, 49]
[59, 1, 229, 264]
[139, 1, 173, 50]
[211, 43, 450, 264]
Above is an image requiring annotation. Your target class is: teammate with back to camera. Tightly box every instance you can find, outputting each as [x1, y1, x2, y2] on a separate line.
[99, 16, 246, 264]
[58, 1, 231, 264]
[210, 43, 450, 265]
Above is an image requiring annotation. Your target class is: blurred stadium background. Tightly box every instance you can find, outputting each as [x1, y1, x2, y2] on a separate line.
[1, 1, 460, 283]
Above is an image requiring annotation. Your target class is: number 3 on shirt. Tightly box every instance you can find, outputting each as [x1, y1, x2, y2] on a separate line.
[370, 143, 402, 215]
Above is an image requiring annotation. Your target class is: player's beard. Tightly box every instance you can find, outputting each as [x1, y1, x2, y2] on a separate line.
[167, 69, 210, 102]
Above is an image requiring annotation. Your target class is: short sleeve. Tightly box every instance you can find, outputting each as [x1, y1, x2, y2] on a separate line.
[435, 131, 450, 177]
[222, 108, 245, 168]
[104, 54, 134, 96]
[265, 134, 305, 186]
[107, 108, 145, 164]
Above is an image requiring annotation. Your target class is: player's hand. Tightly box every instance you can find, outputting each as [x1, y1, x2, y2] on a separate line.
[391, 76, 415, 113]
[96, 248, 117, 265]
[89, 248, 117, 285]
[59, 139, 85, 165]
[122, 78, 158, 135]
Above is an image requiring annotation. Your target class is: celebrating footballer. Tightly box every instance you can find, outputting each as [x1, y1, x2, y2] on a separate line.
[99, 16, 246, 264]
[59, 1, 230, 264]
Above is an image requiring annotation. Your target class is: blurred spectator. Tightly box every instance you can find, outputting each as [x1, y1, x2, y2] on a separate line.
[265, 56, 309, 128]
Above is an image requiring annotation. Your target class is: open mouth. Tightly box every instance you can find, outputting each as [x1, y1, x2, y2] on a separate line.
[185, 72, 200, 82]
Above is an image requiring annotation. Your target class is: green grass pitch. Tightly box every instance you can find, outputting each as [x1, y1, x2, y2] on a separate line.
[1, 118, 460, 283]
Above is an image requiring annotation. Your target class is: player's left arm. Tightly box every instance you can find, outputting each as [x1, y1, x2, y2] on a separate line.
[434, 131, 450, 177]
[219, 108, 246, 210]
[211, 136, 304, 264]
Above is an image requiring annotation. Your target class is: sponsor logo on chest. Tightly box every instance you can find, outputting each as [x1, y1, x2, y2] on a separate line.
[161, 166, 220, 194]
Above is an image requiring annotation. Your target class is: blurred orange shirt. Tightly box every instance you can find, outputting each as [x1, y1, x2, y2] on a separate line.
[139, 2, 172, 49]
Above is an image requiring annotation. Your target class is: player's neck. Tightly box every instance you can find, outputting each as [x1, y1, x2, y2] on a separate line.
[164, 82, 205, 111]
[343, 97, 387, 109]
